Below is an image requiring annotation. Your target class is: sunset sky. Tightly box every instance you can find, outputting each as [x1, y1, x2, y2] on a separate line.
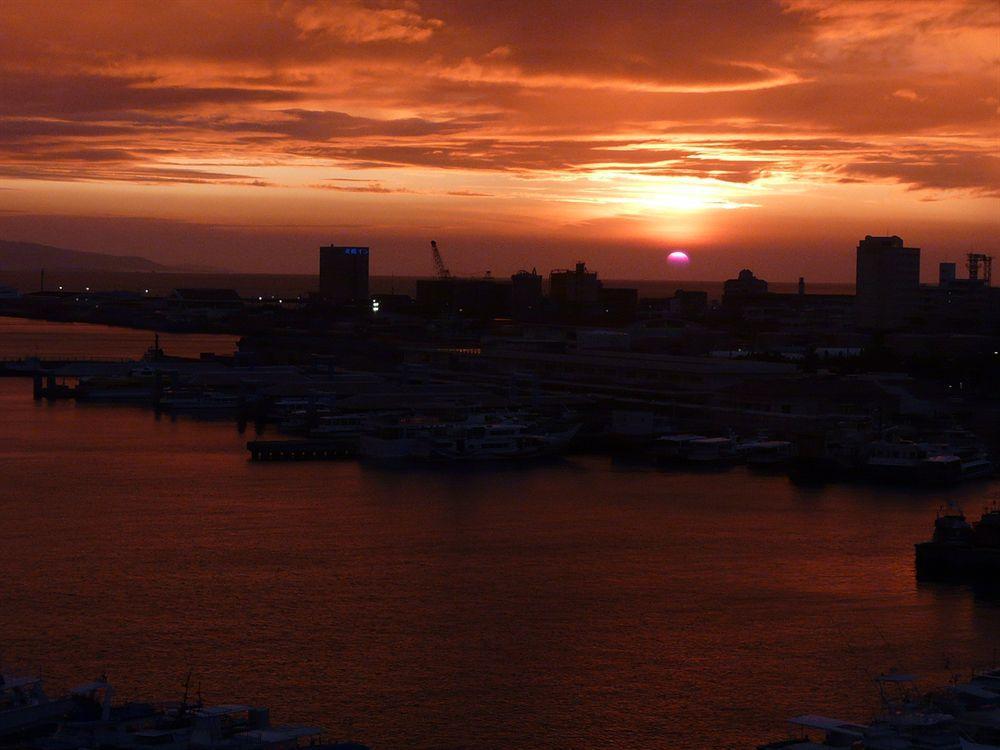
[0, 0, 997, 280]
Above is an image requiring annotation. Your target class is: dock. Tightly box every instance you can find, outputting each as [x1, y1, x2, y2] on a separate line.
[247, 438, 358, 461]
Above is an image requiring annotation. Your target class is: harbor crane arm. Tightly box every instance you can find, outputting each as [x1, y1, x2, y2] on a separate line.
[430, 240, 451, 279]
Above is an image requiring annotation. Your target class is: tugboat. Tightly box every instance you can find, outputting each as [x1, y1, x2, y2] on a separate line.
[915, 502, 1000, 579]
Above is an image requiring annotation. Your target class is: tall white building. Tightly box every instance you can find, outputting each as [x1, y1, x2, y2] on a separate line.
[855, 235, 920, 330]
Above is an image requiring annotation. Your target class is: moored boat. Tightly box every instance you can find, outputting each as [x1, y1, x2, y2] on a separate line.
[864, 440, 963, 485]
[687, 436, 737, 464]
[650, 434, 705, 462]
[360, 412, 579, 462]
[426, 417, 579, 461]
[738, 439, 795, 468]
[159, 391, 241, 413]
[651, 434, 737, 465]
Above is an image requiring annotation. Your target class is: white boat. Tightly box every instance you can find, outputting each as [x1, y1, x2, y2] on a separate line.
[757, 714, 868, 749]
[359, 419, 436, 459]
[607, 410, 673, 445]
[361, 414, 579, 461]
[160, 392, 241, 413]
[309, 413, 366, 441]
[652, 434, 736, 464]
[0, 673, 74, 739]
[960, 457, 994, 480]
[739, 439, 795, 467]
[687, 436, 737, 463]
[760, 668, 1000, 750]
[651, 434, 706, 461]
[277, 406, 336, 434]
[426, 417, 579, 460]
[760, 710, 1000, 750]
[863, 428, 995, 485]
[864, 440, 963, 484]
[57, 699, 343, 750]
[926, 433, 994, 481]
[75, 374, 157, 403]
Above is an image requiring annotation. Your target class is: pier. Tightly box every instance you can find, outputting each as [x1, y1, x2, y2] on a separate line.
[247, 438, 358, 462]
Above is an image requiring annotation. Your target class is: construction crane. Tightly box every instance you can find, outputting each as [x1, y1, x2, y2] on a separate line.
[967, 252, 993, 286]
[430, 240, 451, 279]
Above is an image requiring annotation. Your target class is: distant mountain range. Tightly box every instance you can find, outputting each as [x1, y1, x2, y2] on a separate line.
[0, 240, 222, 273]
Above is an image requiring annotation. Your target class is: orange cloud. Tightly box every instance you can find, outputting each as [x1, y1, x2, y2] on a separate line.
[0, 0, 995, 276]
[290, 1, 443, 43]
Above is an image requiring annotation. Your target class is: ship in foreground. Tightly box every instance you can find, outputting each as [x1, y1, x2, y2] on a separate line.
[915, 502, 1000, 580]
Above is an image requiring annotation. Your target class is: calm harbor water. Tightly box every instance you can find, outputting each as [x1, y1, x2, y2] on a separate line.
[0, 318, 997, 750]
[0, 316, 239, 360]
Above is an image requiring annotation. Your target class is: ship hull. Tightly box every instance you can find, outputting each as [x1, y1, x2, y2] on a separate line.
[915, 542, 1000, 579]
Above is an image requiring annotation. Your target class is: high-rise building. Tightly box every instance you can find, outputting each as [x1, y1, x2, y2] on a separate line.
[319, 245, 369, 305]
[855, 235, 920, 330]
[549, 262, 602, 305]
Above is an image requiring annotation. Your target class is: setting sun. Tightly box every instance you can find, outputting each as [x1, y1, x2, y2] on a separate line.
[0, 0, 996, 279]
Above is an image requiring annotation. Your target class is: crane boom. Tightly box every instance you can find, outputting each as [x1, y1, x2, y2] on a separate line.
[430, 240, 451, 279]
